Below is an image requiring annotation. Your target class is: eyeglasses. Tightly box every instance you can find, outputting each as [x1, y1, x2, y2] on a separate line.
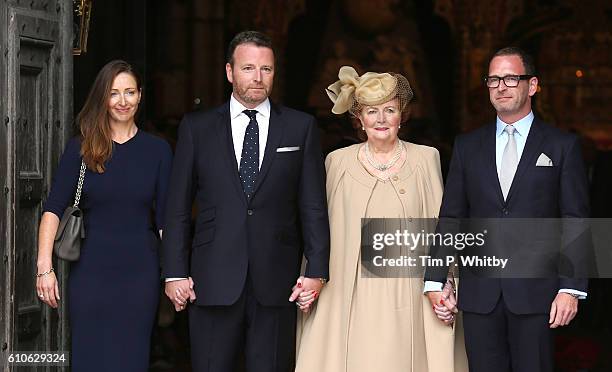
[484, 75, 533, 88]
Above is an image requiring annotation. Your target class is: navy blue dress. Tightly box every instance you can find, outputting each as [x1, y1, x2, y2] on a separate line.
[44, 130, 172, 371]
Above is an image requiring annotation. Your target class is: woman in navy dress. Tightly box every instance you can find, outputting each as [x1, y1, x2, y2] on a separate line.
[35, 60, 172, 371]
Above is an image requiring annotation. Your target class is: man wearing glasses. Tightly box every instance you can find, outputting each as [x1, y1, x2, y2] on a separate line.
[425, 47, 589, 371]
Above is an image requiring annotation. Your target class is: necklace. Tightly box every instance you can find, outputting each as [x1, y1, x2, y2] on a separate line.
[364, 140, 403, 171]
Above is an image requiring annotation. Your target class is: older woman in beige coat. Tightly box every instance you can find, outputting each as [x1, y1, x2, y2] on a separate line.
[294, 66, 467, 372]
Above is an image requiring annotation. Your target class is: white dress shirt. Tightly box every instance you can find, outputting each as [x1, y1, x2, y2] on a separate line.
[425, 111, 587, 299]
[229, 94, 271, 170]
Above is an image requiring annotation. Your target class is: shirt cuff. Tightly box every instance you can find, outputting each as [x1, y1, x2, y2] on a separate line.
[559, 288, 587, 299]
[423, 281, 444, 294]
[165, 277, 187, 282]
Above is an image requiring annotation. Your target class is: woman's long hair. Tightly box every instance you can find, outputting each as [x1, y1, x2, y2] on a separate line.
[77, 60, 141, 173]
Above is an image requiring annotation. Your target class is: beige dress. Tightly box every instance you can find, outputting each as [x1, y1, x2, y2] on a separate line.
[295, 142, 468, 372]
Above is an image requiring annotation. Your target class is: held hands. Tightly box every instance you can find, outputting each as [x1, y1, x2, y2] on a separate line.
[164, 277, 196, 312]
[36, 269, 60, 308]
[426, 281, 458, 326]
[289, 276, 323, 313]
[549, 293, 578, 328]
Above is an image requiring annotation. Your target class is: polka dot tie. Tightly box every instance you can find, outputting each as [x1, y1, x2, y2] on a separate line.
[239, 110, 259, 199]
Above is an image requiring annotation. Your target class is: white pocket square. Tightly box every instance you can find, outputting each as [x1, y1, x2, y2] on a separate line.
[536, 153, 553, 166]
[276, 146, 300, 152]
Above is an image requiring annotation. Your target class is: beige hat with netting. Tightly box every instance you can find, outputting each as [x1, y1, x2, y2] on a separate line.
[326, 66, 413, 116]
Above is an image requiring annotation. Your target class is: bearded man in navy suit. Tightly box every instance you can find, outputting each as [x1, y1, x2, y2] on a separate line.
[162, 31, 330, 372]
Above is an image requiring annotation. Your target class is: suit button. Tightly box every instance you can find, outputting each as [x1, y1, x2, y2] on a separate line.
[247, 209, 253, 216]
[399, 189, 405, 194]
[392, 176, 399, 181]
[502, 208, 509, 215]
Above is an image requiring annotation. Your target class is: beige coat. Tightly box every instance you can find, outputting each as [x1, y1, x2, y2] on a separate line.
[296, 142, 468, 372]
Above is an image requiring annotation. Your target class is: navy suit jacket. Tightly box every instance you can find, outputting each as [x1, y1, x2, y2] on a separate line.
[425, 117, 589, 314]
[162, 102, 330, 307]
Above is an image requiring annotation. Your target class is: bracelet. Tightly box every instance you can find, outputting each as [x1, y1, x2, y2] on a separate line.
[36, 268, 54, 278]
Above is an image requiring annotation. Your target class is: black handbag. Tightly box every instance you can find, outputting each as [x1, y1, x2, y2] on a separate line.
[53, 160, 86, 261]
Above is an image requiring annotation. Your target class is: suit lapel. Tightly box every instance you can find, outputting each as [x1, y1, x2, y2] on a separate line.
[484, 123, 505, 205]
[252, 104, 284, 197]
[215, 103, 248, 206]
[505, 118, 545, 203]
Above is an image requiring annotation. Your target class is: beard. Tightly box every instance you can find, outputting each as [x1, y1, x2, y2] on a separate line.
[235, 84, 271, 105]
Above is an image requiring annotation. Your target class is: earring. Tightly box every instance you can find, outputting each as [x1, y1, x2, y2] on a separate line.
[398, 124, 401, 129]
[361, 126, 365, 131]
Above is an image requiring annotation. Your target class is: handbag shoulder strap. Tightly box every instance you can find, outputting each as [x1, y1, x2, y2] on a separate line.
[73, 160, 86, 207]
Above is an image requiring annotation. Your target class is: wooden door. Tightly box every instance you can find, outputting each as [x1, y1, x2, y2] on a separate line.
[1, 0, 73, 370]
